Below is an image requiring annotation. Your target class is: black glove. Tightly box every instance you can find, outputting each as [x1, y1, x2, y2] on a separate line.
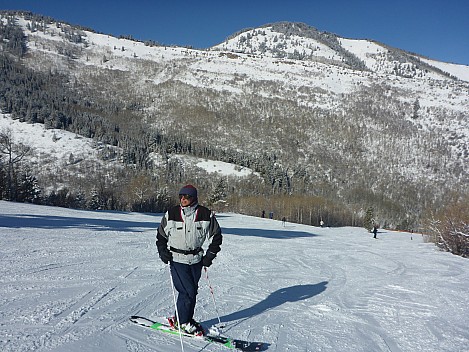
[202, 251, 216, 267]
[159, 248, 172, 264]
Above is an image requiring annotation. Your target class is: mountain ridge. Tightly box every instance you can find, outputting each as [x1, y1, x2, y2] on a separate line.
[214, 21, 465, 81]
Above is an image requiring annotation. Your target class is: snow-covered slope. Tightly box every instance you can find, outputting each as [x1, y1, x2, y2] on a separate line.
[420, 57, 469, 82]
[214, 22, 469, 82]
[0, 113, 258, 180]
[1, 201, 468, 352]
[0, 114, 116, 171]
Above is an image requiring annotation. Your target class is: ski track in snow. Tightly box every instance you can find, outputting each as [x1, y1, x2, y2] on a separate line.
[1, 201, 468, 351]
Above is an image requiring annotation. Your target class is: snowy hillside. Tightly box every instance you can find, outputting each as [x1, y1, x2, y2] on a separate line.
[0, 113, 257, 180]
[1, 201, 468, 352]
[1, 11, 469, 229]
[214, 22, 469, 82]
[0, 113, 121, 182]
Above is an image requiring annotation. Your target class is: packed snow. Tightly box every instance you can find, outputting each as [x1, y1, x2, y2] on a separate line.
[1, 201, 468, 352]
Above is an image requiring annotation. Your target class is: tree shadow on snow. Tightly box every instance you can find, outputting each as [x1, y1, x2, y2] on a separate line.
[222, 226, 318, 239]
[203, 281, 328, 328]
[0, 213, 156, 232]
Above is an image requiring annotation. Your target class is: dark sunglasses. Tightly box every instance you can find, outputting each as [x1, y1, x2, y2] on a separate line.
[179, 194, 192, 200]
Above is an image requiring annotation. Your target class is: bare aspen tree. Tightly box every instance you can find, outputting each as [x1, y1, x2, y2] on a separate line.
[0, 128, 31, 200]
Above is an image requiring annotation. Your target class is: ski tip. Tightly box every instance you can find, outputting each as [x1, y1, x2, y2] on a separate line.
[129, 315, 147, 321]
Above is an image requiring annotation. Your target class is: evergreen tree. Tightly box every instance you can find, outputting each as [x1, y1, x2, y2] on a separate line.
[412, 98, 420, 119]
[364, 207, 375, 232]
[208, 178, 227, 207]
[16, 167, 41, 203]
[88, 187, 103, 210]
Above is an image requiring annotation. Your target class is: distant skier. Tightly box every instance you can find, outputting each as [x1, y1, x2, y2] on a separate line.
[320, 219, 324, 228]
[156, 184, 223, 335]
[373, 225, 378, 239]
[282, 216, 286, 226]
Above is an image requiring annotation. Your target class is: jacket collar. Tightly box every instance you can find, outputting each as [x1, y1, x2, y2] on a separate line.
[181, 203, 199, 218]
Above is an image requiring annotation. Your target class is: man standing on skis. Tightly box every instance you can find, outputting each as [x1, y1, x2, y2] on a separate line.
[156, 184, 223, 335]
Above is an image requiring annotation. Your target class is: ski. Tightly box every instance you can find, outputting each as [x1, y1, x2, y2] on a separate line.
[129, 316, 265, 351]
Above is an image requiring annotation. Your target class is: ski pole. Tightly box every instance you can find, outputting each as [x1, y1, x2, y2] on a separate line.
[168, 264, 185, 352]
[204, 267, 224, 328]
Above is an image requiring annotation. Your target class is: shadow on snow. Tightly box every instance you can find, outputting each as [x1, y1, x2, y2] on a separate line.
[203, 281, 328, 328]
[0, 213, 156, 232]
[222, 226, 318, 239]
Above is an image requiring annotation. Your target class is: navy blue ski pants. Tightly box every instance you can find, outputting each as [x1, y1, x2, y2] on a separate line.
[170, 260, 203, 324]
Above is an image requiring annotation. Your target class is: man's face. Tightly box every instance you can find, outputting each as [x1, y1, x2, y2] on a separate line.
[179, 194, 192, 207]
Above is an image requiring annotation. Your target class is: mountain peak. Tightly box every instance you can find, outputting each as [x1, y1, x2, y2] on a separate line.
[214, 21, 465, 80]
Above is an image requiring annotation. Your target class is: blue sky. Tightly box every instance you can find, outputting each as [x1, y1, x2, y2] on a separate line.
[1, 0, 468, 65]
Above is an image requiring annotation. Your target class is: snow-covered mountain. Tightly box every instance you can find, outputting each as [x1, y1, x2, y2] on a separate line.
[216, 22, 469, 81]
[1, 201, 468, 351]
[1, 11, 468, 228]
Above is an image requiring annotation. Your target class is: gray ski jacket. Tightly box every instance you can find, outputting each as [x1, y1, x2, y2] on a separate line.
[156, 204, 222, 265]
